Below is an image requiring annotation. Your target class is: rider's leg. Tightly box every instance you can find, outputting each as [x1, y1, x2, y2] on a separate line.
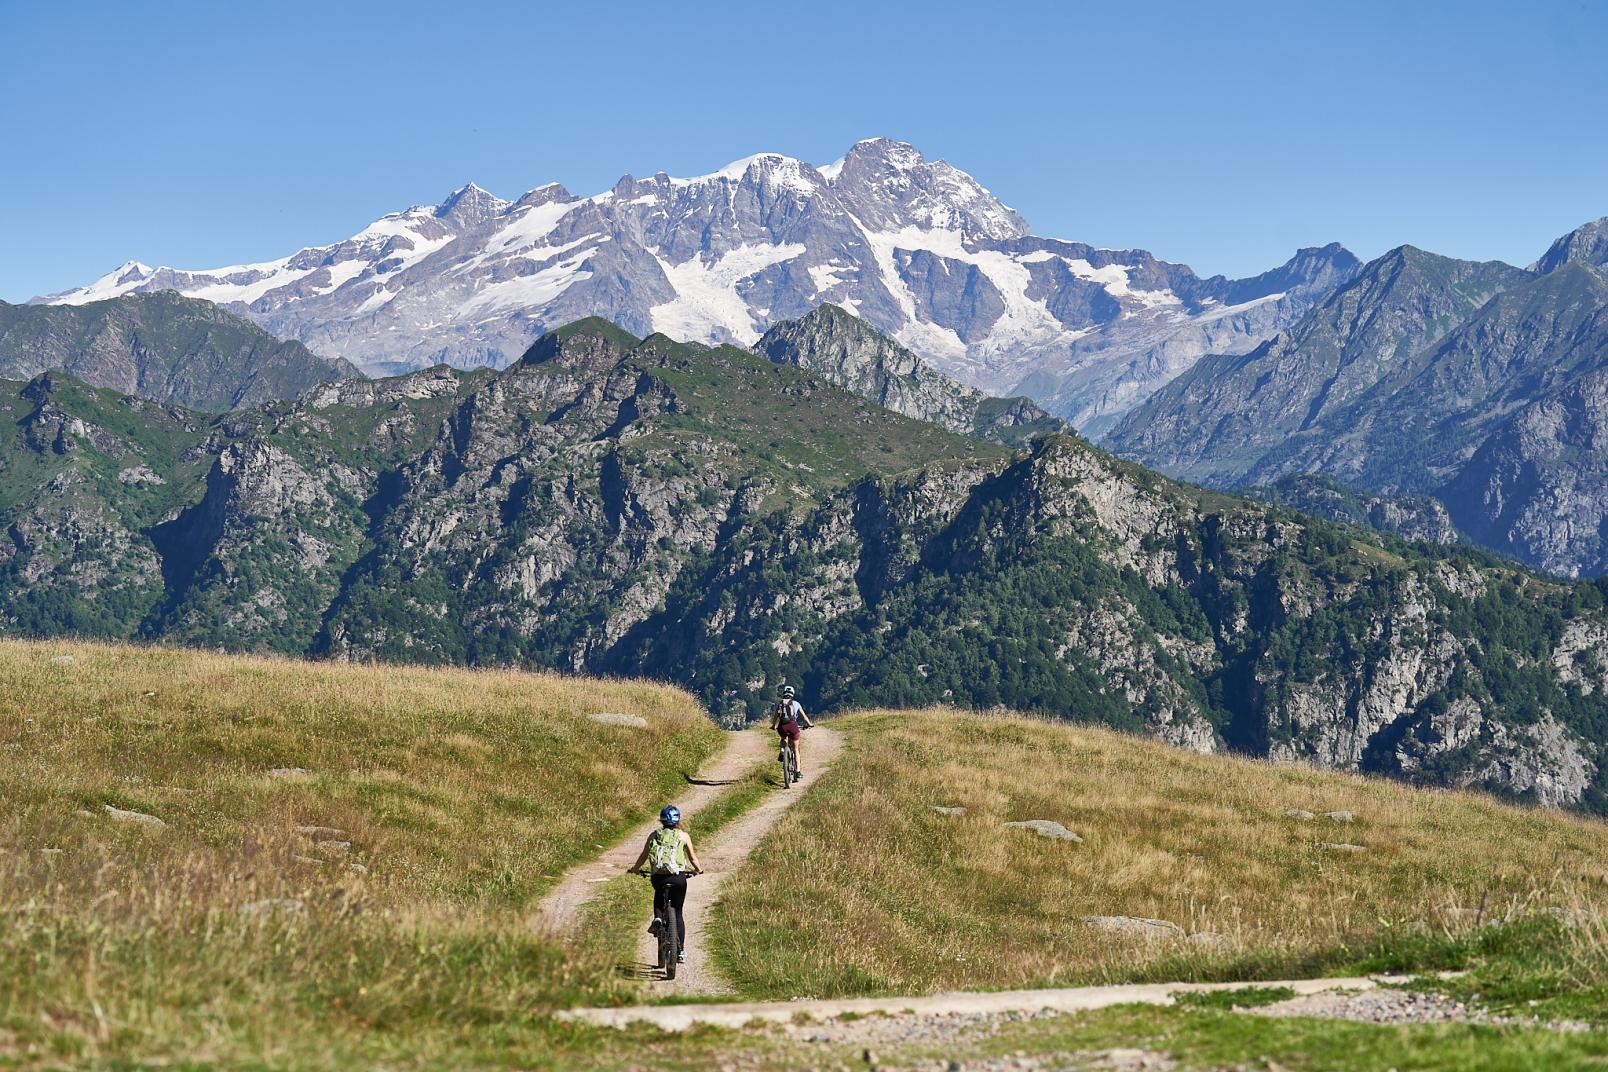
[650, 874, 669, 933]
[666, 874, 689, 957]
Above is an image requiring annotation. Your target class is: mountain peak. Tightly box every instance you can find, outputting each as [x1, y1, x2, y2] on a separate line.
[1537, 216, 1608, 274]
[832, 138, 1028, 241]
[757, 303, 1062, 445]
[434, 182, 510, 227]
[843, 137, 927, 170]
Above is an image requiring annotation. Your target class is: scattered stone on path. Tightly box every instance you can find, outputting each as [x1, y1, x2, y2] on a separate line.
[1284, 808, 1316, 820]
[931, 806, 967, 816]
[589, 712, 648, 728]
[1004, 819, 1082, 843]
[267, 767, 310, 779]
[1324, 810, 1356, 822]
[240, 898, 305, 918]
[295, 825, 346, 839]
[1089, 1050, 1176, 1071]
[50, 655, 75, 667]
[1077, 915, 1183, 938]
[1319, 842, 1366, 853]
[103, 804, 166, 829]
[1249, 986, 1591, 1031]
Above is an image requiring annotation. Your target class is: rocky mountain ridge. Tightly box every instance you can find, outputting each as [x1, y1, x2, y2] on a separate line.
[755, 304, 1064, 445]
[4, 317, 1608, 814]
[38, 139, 1356, 431]
[0, 292, 357, 410]
[1109, 223, 1608, 578]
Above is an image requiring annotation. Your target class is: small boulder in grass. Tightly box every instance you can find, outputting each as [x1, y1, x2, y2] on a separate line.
[50, 655, 75, 667]
[1004, 819, 1083, 843]
[103, 804, 165, 829]
[295, 825, 346, 839]
[267, 767, 310, 779]
[1320, 842, 1366, 853]
[1324, 810, 1356, 823]
[589, 712, 648, 728]
[1284, 809, 1316, 820]
[1078, 915, 1183, 938]
[931, 805, 967, 816]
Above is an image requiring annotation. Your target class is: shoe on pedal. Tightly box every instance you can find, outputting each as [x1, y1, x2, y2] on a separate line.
[648, 917, 663, 936]
[677, 951, 687, 963]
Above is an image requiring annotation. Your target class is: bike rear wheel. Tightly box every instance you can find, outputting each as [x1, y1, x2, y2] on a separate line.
[661, 909, 679, 979]
[781, 740, 796, 788]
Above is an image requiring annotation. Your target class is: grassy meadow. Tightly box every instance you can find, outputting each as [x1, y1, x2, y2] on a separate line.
[711, 710, 1608, 1000]
[0, 638, 723, 1066]
[6, 645, 1608, 1070]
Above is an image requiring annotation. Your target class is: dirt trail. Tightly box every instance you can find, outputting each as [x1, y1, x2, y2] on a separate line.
[561, 972, 1466, 1031]
[643, 726, 843, 996]
[532, 727, 773, 936]
[533, 727, 842, 999]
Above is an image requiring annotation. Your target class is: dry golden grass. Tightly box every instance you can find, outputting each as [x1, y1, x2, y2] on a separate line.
[0, 638, 721, 1065]
[712, 709, 1608, 999]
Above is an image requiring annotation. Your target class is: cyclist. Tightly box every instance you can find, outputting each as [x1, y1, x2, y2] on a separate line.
[770, 685, 814, 779]
[628, 805, 702, 964]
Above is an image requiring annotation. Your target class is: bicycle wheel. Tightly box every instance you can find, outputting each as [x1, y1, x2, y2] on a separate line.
[662, 908, 679, 980]
[781, 742, 794, 789]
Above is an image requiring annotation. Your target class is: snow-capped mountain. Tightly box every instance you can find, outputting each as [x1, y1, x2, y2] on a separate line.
[39, 139, 1357, 429]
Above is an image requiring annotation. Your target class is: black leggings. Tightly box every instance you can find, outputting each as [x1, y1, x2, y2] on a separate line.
[651, 873, 688, 954]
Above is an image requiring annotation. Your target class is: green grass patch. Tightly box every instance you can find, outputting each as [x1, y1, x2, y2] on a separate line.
[1174, 985, 1297, 1010]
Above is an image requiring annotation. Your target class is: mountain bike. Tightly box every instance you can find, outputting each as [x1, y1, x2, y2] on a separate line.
[779, 734, 799, 789]
[635, 870, 696, 979]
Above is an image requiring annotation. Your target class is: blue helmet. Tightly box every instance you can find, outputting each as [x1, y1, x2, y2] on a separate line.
[659, 805, 681, 828]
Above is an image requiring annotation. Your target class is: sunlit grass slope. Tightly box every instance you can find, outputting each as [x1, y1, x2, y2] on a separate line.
[0, 639, 721, 1066]
[713, 710, 1608, 999]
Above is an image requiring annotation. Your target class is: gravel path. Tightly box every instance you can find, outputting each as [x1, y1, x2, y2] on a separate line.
[1250, 986, 1594, 1031]
[561, 974, 1444, 1030]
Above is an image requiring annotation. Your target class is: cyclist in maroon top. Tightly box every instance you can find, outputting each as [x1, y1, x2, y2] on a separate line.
[769, 685, 814, 776]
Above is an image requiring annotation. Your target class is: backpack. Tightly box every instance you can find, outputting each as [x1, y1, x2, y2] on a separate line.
[777, 699, 798, 725]
[647, 828, 687, 874]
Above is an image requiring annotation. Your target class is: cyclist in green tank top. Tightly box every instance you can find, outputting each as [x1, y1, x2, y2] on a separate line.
[629, 805, 703, 964]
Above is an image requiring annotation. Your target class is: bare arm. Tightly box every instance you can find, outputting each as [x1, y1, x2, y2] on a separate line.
[800, 706, 814, 728]
[683, 832, 703, 873]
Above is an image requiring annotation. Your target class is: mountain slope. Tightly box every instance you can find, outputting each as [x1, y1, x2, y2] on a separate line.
[755, 303, 1064, 446]
[0, 292, 358, 410]
[38, 140, 1355, 429]
[1108, 246, 1526, 484]
[1109, 226, 1608, 577]
[4, 317, 1608, 813]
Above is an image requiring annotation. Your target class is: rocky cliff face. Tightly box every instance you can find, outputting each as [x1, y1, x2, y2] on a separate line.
[1249, 475, 1462, 545]
[755, 304, 1064, 445]
[0, 292, 357, 410]
[38, 139, 1355, 430]
[3, 319, 1607, 813]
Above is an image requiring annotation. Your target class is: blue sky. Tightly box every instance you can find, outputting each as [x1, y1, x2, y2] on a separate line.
[3, 0, 1606, 302]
